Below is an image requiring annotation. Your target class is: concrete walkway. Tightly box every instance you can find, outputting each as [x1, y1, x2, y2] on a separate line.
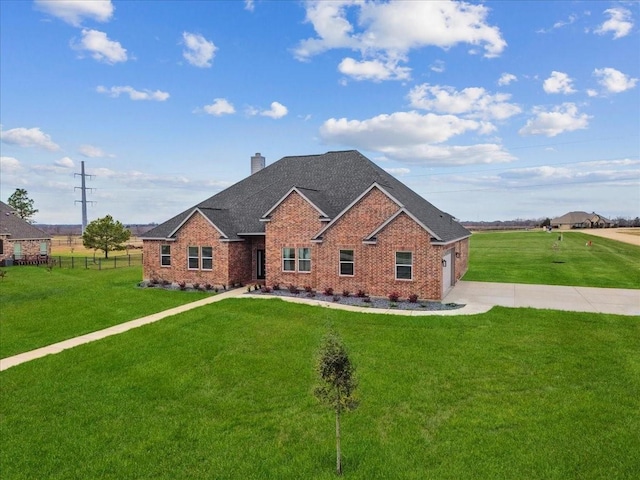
[444, 281, 640, 316]
[2, 282, 638, 372]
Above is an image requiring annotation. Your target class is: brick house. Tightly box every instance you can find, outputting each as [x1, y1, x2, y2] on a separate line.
[141, 150, 471, 300]
[0, 201, 51, 266]
[550, 211, 614, 230]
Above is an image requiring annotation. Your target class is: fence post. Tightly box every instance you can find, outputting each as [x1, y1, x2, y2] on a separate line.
[85, 257, 89, 269]
[71, 256, 74, 269]
[128, 254, 131, 267]
[114, 257, 117, 269]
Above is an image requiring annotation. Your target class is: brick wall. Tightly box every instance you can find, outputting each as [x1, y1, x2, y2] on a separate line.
[0, 237, 50, 264]
[142, 212, 229, 287]
[265, 185, 469, 301]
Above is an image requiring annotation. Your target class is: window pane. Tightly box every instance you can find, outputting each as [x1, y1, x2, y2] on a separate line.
[40, 242, 48, 254]
[299, 259, 311, 272]
[188, 246, 198, 257]
[396, 265, 412, 279]
[202, 258, 213, 270]
[283, 259, 296, 271]
[298, 248, 310, 260]
[396, 252, 412, 264]
[201, 247, 212, 258]
[161, 256, 171, 266]
[340, 250, 354, 262]
[161, 245, 171, 255]
[188, 258, 199, 269]
[340, 263, 354, 276]
[283, 248, 295, 259]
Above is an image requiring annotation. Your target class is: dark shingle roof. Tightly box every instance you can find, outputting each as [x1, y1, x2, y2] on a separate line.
[142, 150, 470, 243]
[0, 201, 50, 240]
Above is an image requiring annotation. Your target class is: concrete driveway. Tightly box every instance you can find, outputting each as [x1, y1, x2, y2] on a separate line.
[444, 281, 640, 316]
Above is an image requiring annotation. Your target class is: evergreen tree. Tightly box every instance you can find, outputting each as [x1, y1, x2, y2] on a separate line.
[7, 188, 38, 223]
[82, 215, 131, 258]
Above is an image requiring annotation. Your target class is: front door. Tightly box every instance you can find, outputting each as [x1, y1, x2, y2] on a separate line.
[257, 249, 266, 280]
[442, 251, 453, 297]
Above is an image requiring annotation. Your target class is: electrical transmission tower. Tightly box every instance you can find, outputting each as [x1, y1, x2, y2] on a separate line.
[74, 161, 96, 234]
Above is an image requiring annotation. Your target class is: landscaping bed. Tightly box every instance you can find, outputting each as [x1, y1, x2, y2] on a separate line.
[247, 286, 464, 311]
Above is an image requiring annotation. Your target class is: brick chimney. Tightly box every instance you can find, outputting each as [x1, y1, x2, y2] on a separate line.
[251, 153, 265, 175]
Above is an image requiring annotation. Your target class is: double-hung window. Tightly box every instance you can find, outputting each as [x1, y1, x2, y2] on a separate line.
[298, 248, 311, 272]
[201, 247, 213, 270]
[395, 251, 413, 280]
[161, 245, 171, 266]
[188, 246, 199, 270]
[282, 248, 296, 271]
[339, 249, 354, 276]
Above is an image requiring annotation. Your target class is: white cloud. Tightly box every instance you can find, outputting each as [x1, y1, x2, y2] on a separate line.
[294, 1, 506, 82]
[78, 144, 112, 158]
[543, 71, 576, 94]
[519, 103, 591, 137]
[586, 89, 598, 97]
[498, 73, 517, 86]
[34, 0, 114, 26]
[55, 157, 75, 168]
[408, 84, 521, 121]
[338, 57, 411, 82]
[182, 32, 217, 68]
[593, 67, 638, 93]
[595, 7, 633, 39]
[252, 101, 288, 119]
[430, 60, 445, 73]
[0, 156, 22, 173]
[0, 126, 60, 151]
[553, 13, 578, 29]
[72, 29, 128, 64]
[201, 98, 236, 116]
[244, 0, 255, 12]
[96, 85, 170, 101]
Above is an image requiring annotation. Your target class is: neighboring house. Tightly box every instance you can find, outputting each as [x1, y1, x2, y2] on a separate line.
[0, 201, 51, 266]
[142, 150, 471, 300]
[551, 211, 614, 230]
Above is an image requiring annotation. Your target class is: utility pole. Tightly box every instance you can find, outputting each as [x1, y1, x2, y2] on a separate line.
[74, 161, 95, 234]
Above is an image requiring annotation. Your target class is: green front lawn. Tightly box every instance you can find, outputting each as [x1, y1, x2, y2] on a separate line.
[2, 299, 638, 479]
[463, 231, 640, 288]
[0, 266, 209, 358]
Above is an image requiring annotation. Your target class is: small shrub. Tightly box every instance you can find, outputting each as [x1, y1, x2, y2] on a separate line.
[222, 284, 227, 290]
[388, 292, 400, 302]
[408, 293, 418, 303]
[342, 290, 350, 298]
[304, 285, 313, 293]
[205, 283, 213, 291]
[178, 281, 187, 290]
[356, 289, 367, 298]
[247, 286, 252, 293]
[362, 296, 371, 303]
[273, 283, 281, 291]
[193, 282, 200, 290]
[214, 287, 219, 293]
[162, 279, 171, 286]
[332, 295, 340, 302]
[323, 287, 334, 296]
[288, 284, 300, 295]
[306, 292, 316, 298]
[150, 277, 159, 285]
[261, 286, 272, 293]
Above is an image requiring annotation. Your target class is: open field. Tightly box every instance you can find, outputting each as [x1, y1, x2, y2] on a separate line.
[1, 299, 638, 479]
[580, 227, 640, 246]
[463, 231, 640, 289]
[0, 267, 209, 358]
[50, 235, 143, 256]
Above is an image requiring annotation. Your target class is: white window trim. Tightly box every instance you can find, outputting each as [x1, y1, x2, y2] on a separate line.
[297, 247, 311, 273]
[282, 247, 296, 272]
[339, 249, 355, 277]
[187, 246, 199, 270]
[201, 246, 213, 271]
[395, 251, 413, 281]
[160, 244, 171, 267]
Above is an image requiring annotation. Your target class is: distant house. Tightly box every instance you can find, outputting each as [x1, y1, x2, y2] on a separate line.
[0, 201, 51, 266]
[142, 150, 471, 301]
[550, 211, 614, 230]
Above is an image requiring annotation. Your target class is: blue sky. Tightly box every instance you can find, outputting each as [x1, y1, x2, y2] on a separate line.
[1, 0, 638, 225]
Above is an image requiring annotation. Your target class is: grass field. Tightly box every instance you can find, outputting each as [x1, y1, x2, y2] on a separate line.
[463, 231, 640, 289]
[0, 267, 209, 358]
[1, 299, 638, 479]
